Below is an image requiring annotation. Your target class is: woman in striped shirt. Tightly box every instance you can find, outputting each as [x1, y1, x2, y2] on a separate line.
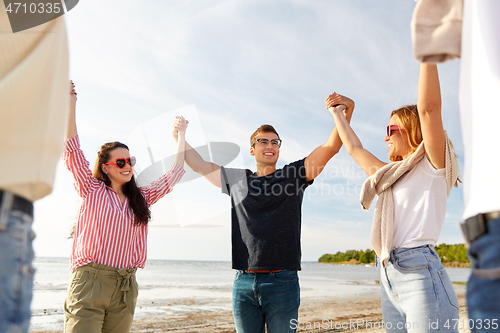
[63, 81, 187, 333]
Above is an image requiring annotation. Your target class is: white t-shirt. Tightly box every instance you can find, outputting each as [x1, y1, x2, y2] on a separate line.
[459, 0, 500, 220]
[391, 155, 448, 249]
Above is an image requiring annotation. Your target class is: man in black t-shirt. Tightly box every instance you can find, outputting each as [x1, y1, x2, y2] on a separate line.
[174, 93, 354, 332]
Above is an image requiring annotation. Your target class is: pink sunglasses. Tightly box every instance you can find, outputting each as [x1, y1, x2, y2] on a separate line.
[386, 125, 403, 137]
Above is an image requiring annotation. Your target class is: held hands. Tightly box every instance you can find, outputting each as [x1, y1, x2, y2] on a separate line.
[70, 80, 77, 111]
[325, 92, 354, 116]
[66, 80, 78, 140]
[172, 115, 189, 141]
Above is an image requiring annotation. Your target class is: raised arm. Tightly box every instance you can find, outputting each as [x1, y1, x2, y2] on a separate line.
[140, 118, 186, 205]
[417, 63, 445, 169]
[62, 81, 101, 197]
[304, 94, 354, 182]
[326, 93, 387, 176]
[172, 116, 187, 169]
[66, 80, 77, 140]
[172, 124, 222, 188]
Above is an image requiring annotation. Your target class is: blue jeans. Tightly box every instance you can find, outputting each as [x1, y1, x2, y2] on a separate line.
[467, 218, 500, 333]
[377, 245, 459, 333]
[0, 194, 35, 333]
[232, 270, 300, 333]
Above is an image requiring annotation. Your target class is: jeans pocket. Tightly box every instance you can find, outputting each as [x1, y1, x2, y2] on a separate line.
[394, 252, 429, 271]
[426, 250, 441, 262]
[234, 270, 242, 282]
[469, 228, 500, 274]
[437, 268, 459, 310]
[271, 270, 298, 283]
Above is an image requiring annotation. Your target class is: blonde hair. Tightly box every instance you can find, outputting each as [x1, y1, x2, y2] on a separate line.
[389, 105, 422, 162]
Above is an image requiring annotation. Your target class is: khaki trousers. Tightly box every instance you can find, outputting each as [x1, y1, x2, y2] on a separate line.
[64, 263, 138, 333]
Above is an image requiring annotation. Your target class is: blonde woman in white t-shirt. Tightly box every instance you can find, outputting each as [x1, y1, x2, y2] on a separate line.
[326, 63, 460, 333]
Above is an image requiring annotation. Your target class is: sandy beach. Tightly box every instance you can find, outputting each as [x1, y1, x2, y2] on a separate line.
[30, 286, 468, 333]
[126, 286, 468, 333]
[29, 260, 470, 333]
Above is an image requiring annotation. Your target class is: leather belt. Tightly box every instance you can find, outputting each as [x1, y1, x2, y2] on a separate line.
[0, 190, 33, 218]
[461, 211, 500, 245]
[245, 270, 282, 273]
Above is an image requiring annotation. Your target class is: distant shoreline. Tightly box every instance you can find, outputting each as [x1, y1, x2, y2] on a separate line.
[319, 259, 470, 268]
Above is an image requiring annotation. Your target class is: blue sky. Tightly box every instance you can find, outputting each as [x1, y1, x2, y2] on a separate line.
[33, 0, 465, 262]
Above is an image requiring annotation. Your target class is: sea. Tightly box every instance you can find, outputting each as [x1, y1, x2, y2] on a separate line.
[29, 257, 471, 332]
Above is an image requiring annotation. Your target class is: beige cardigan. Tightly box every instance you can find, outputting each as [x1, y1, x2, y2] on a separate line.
[360, 132, 460, 267]
[0, 4, 69, 202]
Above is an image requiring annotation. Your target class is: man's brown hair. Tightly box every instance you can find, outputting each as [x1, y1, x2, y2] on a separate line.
[250, 124, 280, 146]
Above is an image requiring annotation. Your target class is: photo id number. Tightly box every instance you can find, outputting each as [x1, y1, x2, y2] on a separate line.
[444, 319, 498, 330]
[5, 2, 62, 14]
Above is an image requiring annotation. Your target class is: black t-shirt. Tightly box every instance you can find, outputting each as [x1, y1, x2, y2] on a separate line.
[221, 158, 313, 270]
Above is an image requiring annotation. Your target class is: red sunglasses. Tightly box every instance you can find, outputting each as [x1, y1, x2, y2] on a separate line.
[386, 125, 403, 137]
[104, 156, 136, 168]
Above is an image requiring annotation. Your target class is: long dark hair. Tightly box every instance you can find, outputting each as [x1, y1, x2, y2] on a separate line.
[93, 142, 151, 225]
[69, 142, 151, 238]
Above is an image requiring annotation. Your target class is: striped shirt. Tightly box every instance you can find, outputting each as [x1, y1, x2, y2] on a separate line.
[63, 136, 185, 273]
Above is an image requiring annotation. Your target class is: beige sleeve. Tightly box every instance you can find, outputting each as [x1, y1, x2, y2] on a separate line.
[411, 0, 463, 63]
